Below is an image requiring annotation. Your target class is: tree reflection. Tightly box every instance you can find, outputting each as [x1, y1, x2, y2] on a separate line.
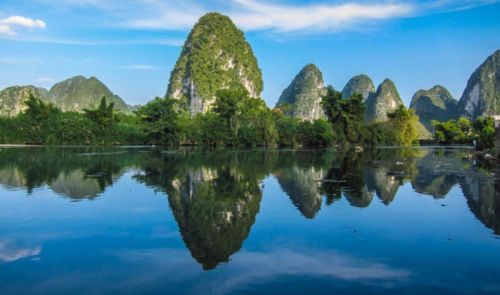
[135, 151, 268, 270]
[462, 166, 499, 234]
[274, 151, 331, 218]
[0, 147, 136, 200]
[0, 145, 498, 259]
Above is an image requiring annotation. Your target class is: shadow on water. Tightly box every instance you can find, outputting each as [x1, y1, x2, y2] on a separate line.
[0, 146, 499, 268]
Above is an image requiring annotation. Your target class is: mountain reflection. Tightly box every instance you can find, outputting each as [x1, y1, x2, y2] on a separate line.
[274, 151, 331, 218]
[135, 151, 268, 270]
[0, 147, 499, 268]
[0, 147, 137, 200]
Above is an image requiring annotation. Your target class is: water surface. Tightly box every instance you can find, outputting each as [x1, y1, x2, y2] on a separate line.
[0, 147, 499, 294]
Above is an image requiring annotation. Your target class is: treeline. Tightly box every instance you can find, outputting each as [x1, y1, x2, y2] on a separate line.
[0, 87, 422, 148]
[0, 96, 143, 145]
[432, 117, 495, 150]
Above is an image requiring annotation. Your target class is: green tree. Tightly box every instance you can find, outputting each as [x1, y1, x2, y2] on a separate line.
[83, 97, 115, 128]
[138, 97, 180, 146]
[473, 116, 495, 150]
[213, 88, 246, 135]
[195, 112, 229, 147]
[321, 86, 366, 145]
[432, 118, 473, 144]
[213, 87, 277, 147]
[19, 94, 61, 144]
[274, 113, 300, 147]
[387, 106, 419, 146]
[298, 119, 334, 148]
[24, 94, 60, 121]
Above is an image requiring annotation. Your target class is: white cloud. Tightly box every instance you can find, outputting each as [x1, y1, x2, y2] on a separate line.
[20, 0, 500, 36]
[0, 24, 15, 36]
[2, 36, 183, 47]
[419, 0, 499, 12]
[118, 0, 499, 33]
[0, 15, 46, 36]
[35, 77, 57, 84]
[123, 64, 162, 71]
[124, 0, 204, 30]
[0, 57, 44, 64]
[230, 0, 413, 32]
[113, 247, 411, 294]
[121, 0, 413, 33]
[0, 240, 41, 263]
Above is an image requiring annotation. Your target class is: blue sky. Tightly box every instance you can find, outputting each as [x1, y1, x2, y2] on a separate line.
[0, 0, 499, 107]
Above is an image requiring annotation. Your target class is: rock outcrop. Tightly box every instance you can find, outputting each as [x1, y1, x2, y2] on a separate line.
[0, 86, 49, 117]
[457, 49, 499, 119]
[341, 74, 375, 101]
[410, 85, 458, 131]
[275, 64, 325, 121]
[365, 79, 404, 122]
[49, 76, 130, 113]
[166, 13, 263, 115]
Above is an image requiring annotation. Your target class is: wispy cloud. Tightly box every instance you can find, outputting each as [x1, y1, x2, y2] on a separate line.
[113, 247, 411, 294]
[0, 240, 41, 263]
[35, 77, 57, 85]
[122, 0, 413, 33]
[0, 36, 183, 46]
[123, 64, 162, 71]
[117, 0, 499, 33]
[419, 0, 499, 12]
[123, 0, 205, 31]
[9, 0, 500, 38]
[0, 57, 43, 64]
[0, 15, 46, 36]
[230, 0, 413, 32]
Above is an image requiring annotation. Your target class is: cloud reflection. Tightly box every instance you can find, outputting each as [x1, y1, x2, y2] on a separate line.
[0, 240, 41, 263]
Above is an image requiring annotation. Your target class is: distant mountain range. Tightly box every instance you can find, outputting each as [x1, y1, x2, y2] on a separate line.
[0, 76, 131, 116]
[277, 49, 499, 137]
[0, 12, 498, 140]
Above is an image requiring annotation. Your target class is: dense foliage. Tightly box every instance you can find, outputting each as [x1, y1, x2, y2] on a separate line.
[167, 13, 263, 104]
[432, 116, 495, 150]
[320, 87, 420, 147]
[2, 86, 491, 149]
[321, 87, 368, 145]
[0, 95, 143, 145]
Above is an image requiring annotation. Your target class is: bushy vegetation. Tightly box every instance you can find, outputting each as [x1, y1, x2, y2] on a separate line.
[3, 86, 491, 149]
[432, 116, 495, 150]
[167, 13, 263, 102]
[321, 87, 419, 147]
[0, 95, 144, 145]
[321, 87, 368, 145]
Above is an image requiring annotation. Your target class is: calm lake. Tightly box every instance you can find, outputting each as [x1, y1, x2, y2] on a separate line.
[0, 147, 499, 294]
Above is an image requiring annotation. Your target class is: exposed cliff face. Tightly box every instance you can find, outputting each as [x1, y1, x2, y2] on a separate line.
[410, 85, 458, 131]
[275, 64, 325, 121]
[341, 74, 375, 101]
[166, 13, 263, 115]
[49, 76, 130, 113]
[0, 86, 49, 117]
[365, 79, 404, 122]
[458, 50, 499, 119]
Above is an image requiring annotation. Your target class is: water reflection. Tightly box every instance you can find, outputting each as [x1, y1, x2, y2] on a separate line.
[0, 146, 498, 269]
[135, 152, 265, 269]
[0, 240, 41, 263]
[0, 147, 138, 201]
[274, 151, 331, 218]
